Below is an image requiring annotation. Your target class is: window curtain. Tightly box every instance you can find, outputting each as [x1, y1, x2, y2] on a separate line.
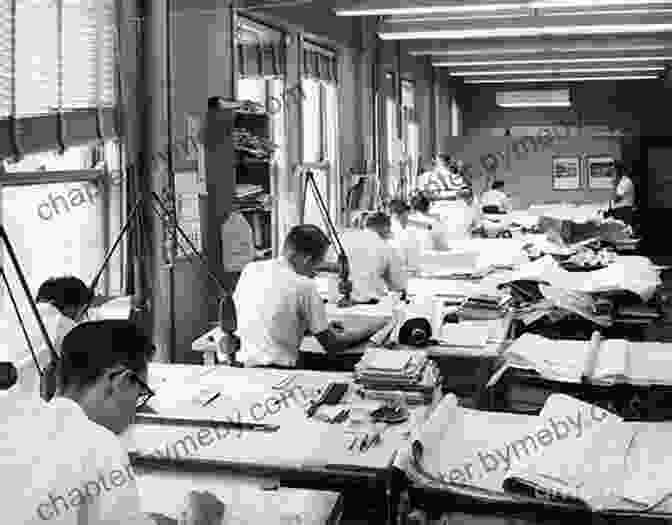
[237, 41, 285, 78]
[0, 0, 118, 160]
[302, 42, 337, 83]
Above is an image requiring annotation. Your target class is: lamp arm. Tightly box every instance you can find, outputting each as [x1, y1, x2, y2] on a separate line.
[0, 226, 57, 368]
[302, 169, 353, 306]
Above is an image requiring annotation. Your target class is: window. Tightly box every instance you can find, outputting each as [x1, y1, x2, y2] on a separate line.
[0, 142, 124, 365]
[301, 77, 339, 228]
[2, 0, 116, 117]
[401, 80, 418, 199]
[451, 97, 461, 137]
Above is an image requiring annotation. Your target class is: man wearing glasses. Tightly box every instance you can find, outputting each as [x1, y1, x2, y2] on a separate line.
[4, 319, 225, 525]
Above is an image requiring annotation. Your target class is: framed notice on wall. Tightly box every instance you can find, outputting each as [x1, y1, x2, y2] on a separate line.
[552, 156, 581, 190]
[586, 155, 615, 190]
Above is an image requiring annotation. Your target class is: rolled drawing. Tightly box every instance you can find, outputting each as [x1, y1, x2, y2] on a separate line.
[410, 393, 459, 473]
[582, 331, 602, 383]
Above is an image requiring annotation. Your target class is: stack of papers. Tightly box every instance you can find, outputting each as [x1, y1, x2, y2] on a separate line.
[437, 321, 490, 348]
[502, 395, 635, 510]
[499, 333, 672, 386]
[354, 349, 439, 404]
[458, 294, 509, 320]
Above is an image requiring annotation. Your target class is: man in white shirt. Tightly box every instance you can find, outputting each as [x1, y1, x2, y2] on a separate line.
[408, 192, 443, 251]
[389, 199, 423, 273]
[7, 276, 92, 398]
[337, 212, 407, 303]
[610, 163, 636, 225]
[3, 319, 225, 525]
[481, 180, 512, 214]
[234, 225, 388, 368]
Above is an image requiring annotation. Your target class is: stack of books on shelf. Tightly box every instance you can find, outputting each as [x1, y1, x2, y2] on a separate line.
[233, 184, 270, 211]
[353, 349, 440, 405]
[233, 128, 277, 161]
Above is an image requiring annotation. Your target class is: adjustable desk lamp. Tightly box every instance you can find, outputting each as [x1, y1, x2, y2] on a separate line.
[299, 164, 353, 308]
[37, 189, 238, 399]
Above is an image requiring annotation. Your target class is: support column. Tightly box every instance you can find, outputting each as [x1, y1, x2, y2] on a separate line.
[144, 0, 173, 362]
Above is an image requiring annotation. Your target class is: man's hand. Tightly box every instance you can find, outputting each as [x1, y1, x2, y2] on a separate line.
[338, 279, 353, 297]
[329, 321, 345, 334]
[179, 491, 226, 525]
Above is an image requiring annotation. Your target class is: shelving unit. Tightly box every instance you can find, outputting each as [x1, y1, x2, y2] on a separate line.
[233, 111, 275, 260]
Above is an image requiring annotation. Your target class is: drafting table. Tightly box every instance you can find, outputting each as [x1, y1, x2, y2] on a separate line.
[124, 364, 432, 525]
[485, 336, 672, 420]
[135, 467, 344, 524]
[396, 404, 672, 524]
[300, 314, 513, 403]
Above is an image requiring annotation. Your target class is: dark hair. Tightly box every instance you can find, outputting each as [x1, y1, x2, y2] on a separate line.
[492, 180, 505, 190]
[365, 212, 391, 230]
[36, 276, 92, 312]
[388, 199, 410, 217]
[58, 320, 156, 391]
[411, 193, 431, 214]
[435, 154, 451, 164]
[283, 224, 331, 260]
[613, 161, 628, 178]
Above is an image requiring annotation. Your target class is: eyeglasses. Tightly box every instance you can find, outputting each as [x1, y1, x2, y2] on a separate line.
[130, 371, 155, 410]
[111, 368, 155, 410]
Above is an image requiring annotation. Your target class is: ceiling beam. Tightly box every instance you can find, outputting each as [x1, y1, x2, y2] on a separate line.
[446, 64, 666, 76]
[460, 74, 661, 84]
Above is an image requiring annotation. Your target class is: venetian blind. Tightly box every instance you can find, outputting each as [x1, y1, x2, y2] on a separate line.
[0, 0, 117, 155]
[0, 0, 10, 117]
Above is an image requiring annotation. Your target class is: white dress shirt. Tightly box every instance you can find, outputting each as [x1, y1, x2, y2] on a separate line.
[614, 175, 635, 208]
[234, 258, 329, 367]
[481, 189, 512, 213]
[390, 220, 424, 273]
[2, 302, 76, 398]
[337, 229, 407, 302]
[2, 394, 153, 525]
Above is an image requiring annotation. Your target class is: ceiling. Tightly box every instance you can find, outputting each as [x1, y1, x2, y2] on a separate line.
[333, 0, 672, 87]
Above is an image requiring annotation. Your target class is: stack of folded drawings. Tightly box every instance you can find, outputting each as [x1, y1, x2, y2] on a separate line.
[458, 294, 511, 320]
[354, 349, 440, 405]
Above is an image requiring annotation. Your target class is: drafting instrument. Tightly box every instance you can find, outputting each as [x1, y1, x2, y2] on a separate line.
[135, 413, 279, 432]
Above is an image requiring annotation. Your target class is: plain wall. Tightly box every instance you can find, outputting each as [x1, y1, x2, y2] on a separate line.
[460, 80, 666, 136]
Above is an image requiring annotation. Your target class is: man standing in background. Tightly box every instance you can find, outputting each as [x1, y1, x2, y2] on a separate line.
[610, 162, 636, 225]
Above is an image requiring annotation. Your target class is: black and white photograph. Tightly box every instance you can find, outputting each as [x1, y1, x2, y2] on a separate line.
[3, 2, 672, 525]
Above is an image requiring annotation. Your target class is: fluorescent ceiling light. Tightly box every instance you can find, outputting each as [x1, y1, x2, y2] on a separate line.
[336, 2, 526, 16]
[436, 56, 672, 66]
[557, 44, 669, 52]
[380, 23, 672, 40]
[545, 8, 672, 16]
[337, 0, 669, 16]
[498, 101, 572, 107]
[452, 66, 665, 75]
[464, 75, 659, 83]
[386, 13, 527, 22]
[530, 0, 671, 8]
[411, 44, 671, 56]
[411, 47, 544, 56]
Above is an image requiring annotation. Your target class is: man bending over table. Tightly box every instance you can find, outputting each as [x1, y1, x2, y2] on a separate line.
[4, 319, 225, 524]
[234, 225, 388, 368]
